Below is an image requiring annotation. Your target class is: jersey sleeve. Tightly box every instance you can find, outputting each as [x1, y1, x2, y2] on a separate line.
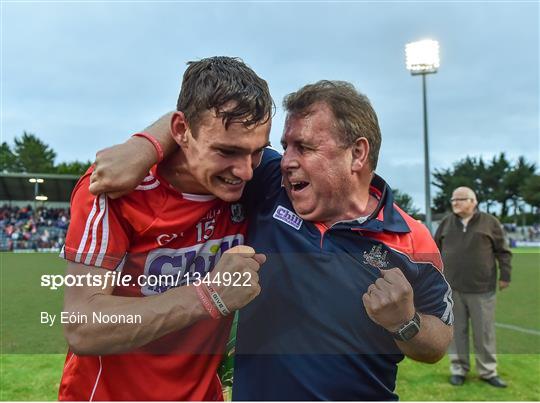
[407, 218, 453, 325]
[242, 147, 282, 209]
[412, 264, 454, 325]
[61, 172, 131, 270]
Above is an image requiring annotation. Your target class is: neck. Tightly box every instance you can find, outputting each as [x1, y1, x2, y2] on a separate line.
[459, 211, 475, 223]
[158, 151, 209, 195]
[323, 174, 377, 227]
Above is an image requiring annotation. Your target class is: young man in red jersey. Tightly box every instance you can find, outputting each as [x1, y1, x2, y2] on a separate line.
[58, 56, 273, 401]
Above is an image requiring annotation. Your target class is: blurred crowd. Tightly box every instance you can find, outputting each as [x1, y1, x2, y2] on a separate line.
[504, 222, 540, 243]
[0, 204, 538, 251]
[0, 205, 69, 251]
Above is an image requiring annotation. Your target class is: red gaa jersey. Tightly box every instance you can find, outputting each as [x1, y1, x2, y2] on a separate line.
[59, 166, 248, 401]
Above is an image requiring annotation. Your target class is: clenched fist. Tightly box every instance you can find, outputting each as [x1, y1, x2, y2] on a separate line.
[210, 245, 266, 312]
[362, 268, 416, 333]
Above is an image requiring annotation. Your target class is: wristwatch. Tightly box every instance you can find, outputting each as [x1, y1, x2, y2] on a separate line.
[392, 312, 421, 342]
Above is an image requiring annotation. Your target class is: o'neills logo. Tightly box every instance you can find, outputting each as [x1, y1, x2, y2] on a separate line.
[272, 205, 303, 230]
[363, 244, 389, 269]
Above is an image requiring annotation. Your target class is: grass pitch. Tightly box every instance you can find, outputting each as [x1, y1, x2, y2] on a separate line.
[1, 250, 539, 401]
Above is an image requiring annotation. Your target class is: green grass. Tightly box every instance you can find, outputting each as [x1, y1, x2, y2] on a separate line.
[1, 253, 66, 354]
[396, 354, 540, 401]
[0, 354, 64, 401]
[1, 250, 539, 400]
[397, 247, 540, 400]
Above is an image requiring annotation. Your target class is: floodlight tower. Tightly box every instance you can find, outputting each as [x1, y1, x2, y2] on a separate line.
[29, 177, 45, 215]
[405, 39, 440, 233]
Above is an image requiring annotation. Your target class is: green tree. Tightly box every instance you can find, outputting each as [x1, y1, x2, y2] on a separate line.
[521, 174, 540, 210]
[503, 156, 536, 216]
[55, 160, 92, 175]
[433, 153, 537, 218]
[432, 156, 482, 214]
[0, 142, 18, 172]
[484, 153, 511, 216]
[393, 189, 420, 218]
[13, 132, 56, 173]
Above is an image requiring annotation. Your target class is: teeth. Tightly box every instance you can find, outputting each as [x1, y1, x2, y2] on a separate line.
[291, 181, 308, 191]
[221, 177, 242, 185]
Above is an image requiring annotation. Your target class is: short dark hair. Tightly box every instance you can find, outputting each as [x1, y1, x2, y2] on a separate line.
[177, 56, 274, 132]
[283, 80, 382, 170]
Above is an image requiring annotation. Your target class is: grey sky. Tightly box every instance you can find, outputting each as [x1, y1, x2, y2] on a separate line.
[2, 1, 538, 212]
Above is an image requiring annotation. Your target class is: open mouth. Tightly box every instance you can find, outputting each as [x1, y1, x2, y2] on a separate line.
[218, 176, 243, 187]
[290, 181, 309, 192]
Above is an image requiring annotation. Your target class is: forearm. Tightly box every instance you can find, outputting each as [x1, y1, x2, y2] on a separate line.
[138, 111, 178, 161]
[64, 285, 207, 355]
[90, 112, 179, 197]
[496, 255, 512, 281]
[395, 314, 452, 363]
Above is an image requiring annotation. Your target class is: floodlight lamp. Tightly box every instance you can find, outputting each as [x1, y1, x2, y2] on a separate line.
[29, 178, 45, 183]
[405, 39, 440, 75]
[35, 195, 48, 201]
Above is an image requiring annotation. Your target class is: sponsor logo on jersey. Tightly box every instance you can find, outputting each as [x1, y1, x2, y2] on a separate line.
[142, 234, 244, 295]
[363, 244, 389, 269]
[199, 208, 222, 221]
[272, 205, 303, 230]
[230, 203, 245, 223]
[156, 233, 180, 246]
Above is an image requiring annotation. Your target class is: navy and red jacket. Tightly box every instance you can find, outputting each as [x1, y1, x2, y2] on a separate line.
[234, 148, 453, 401]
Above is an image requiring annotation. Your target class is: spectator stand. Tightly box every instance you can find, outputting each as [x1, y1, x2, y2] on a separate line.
[0, 172, 78, 252]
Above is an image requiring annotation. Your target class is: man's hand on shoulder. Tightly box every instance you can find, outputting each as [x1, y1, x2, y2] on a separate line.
[89, 112, 177, 198]
[90, 137, 156, 199]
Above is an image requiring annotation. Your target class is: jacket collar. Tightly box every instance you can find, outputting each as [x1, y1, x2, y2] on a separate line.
[332, 174, 411, 234]
[452, 210, 480, 223]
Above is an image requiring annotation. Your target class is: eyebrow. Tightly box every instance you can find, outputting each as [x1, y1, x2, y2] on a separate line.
[213, 142, 271, 153]
[280, 137, 311, 147]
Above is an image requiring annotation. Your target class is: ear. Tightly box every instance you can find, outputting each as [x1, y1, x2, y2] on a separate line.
[170, 111, 190, 148]
[351, 137, 370, 172]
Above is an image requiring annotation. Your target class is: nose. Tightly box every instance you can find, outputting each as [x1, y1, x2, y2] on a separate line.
[232, 155, 254, 181]
[281, 148, 299, 172]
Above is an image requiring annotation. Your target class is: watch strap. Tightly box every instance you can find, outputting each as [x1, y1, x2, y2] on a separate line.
[392, 312, 421, 341]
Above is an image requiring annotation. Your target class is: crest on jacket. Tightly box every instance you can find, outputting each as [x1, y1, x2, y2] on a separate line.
[363, 244, 389, 269]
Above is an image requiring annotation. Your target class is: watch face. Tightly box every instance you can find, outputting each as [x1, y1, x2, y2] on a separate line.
[400, 322, 420, 340]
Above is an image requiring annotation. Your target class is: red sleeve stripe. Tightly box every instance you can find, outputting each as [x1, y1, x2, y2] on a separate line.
[94, 197, 110, 267]
[75, 196, 98, 263]
[84, 195, 107, 265]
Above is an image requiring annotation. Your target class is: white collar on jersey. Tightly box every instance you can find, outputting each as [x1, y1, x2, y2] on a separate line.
[181, 192, 217, 202]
